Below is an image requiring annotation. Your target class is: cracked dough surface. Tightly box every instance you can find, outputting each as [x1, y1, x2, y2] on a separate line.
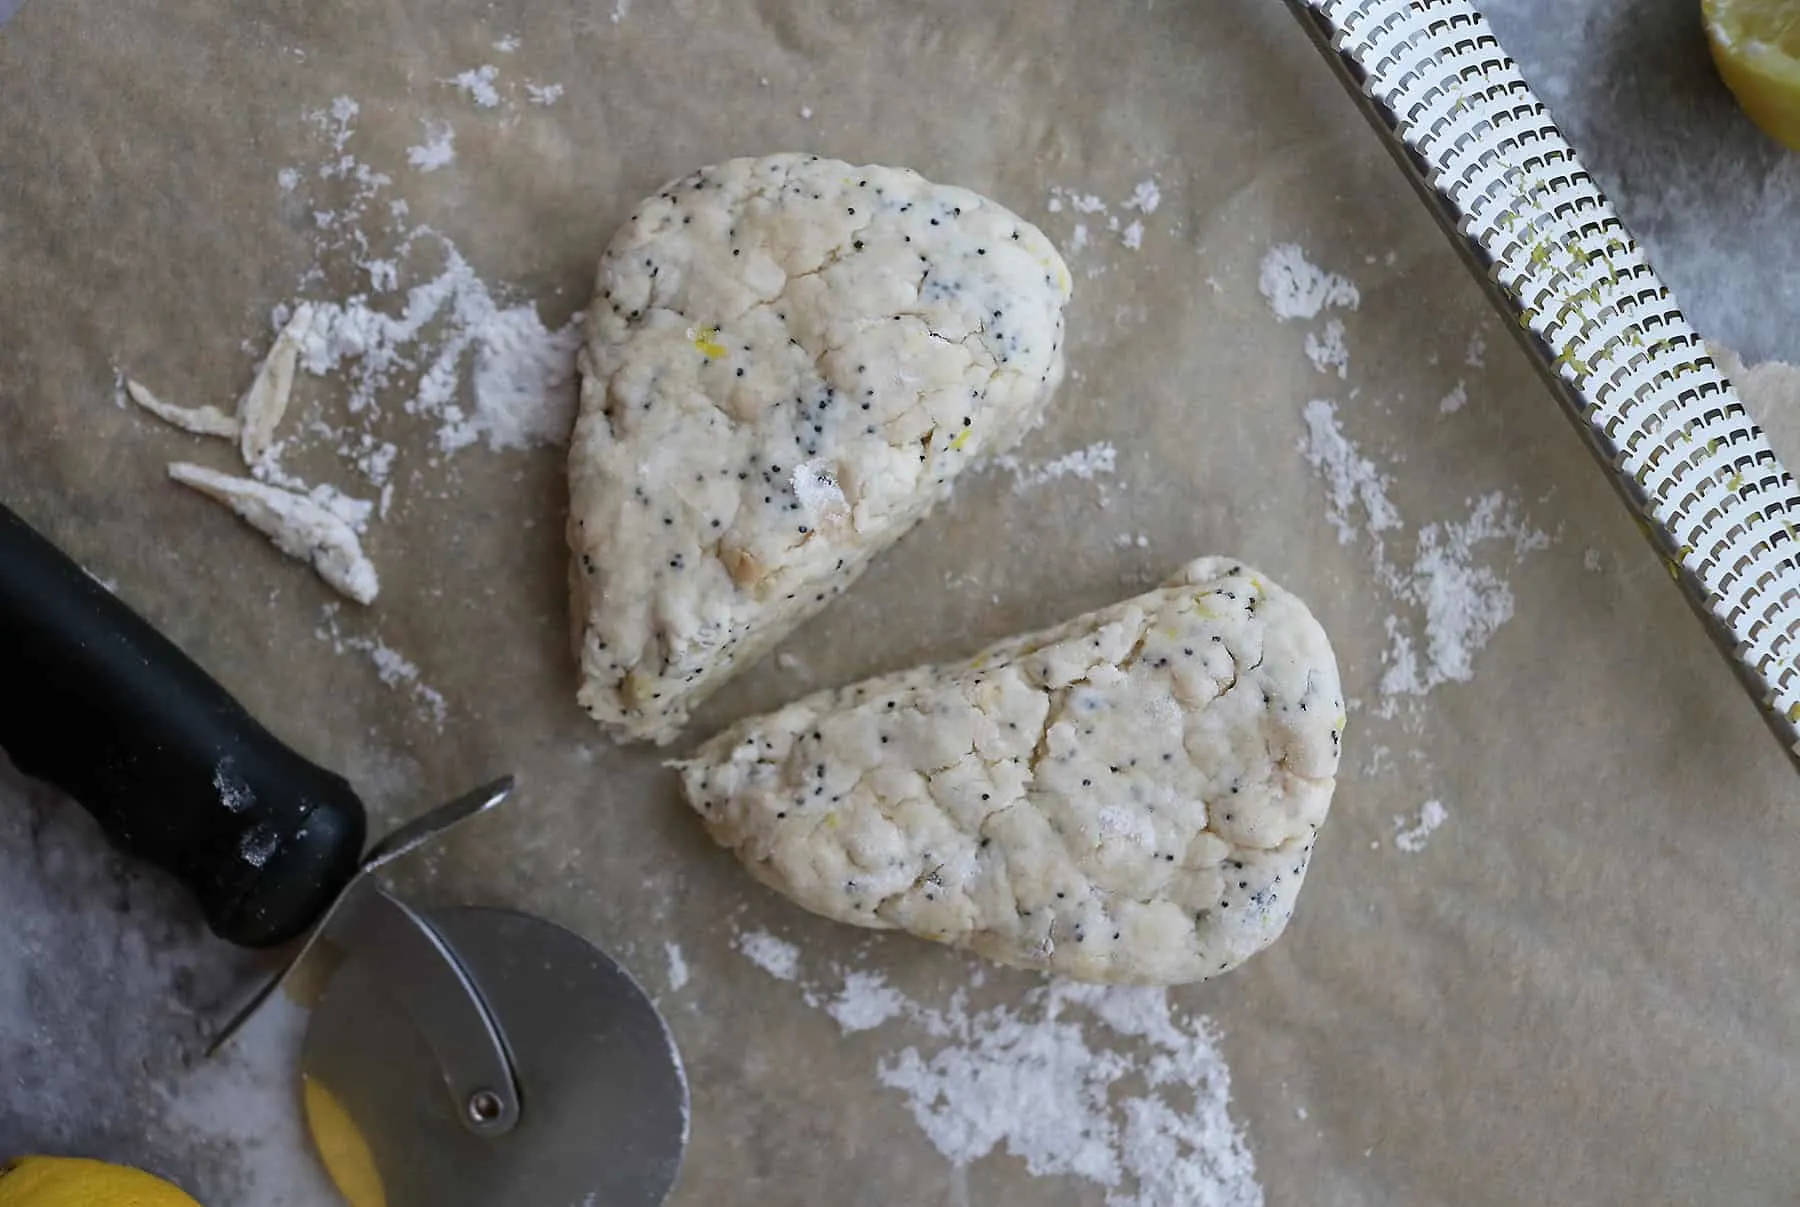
[678, 557, 1345, 986]
[568, 153, 1072, 743]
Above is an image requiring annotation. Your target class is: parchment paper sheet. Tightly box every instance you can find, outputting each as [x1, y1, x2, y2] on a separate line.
[4, 1, 1800, 1203]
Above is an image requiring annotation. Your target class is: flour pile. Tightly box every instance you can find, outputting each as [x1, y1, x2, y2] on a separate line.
[286, 96, 583, 460]
[735, 929, 1263, 1207]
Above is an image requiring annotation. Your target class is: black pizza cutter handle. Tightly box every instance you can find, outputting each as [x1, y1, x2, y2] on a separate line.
[0, 502, 366, 948]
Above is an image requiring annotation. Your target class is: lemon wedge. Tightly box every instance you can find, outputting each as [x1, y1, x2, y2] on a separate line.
[0, 1156, 203, 1207]
[1704, 0, 1800, 149]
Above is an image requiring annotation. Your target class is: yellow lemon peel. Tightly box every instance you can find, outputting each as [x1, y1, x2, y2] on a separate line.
[0, 1156, 202, 1207]
[303, 1076, 388, 1207]
[692, 326, 728, 359]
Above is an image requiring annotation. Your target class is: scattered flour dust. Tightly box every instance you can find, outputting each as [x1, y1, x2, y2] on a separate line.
[664, 942, 691, 992]
[825, 970, 909, 1034]
[1268, 243, 1550, 716]
[406, 121, 456, 172]
[294, 242, 582, 455]
[1394, 800, 1449, 853]
[734, 931, 1262, 1207]
[1043, 179, 1165, 259]
[1297, 400, 1399, 545]
[232, 93, 582, 479]
[448, 65, 503, 108]
[987, 441, 1119, 494]
[1258, 244, 1360, 321]
[1304, 319, 1350, 379]
[1465, 331, 1489, 368]
[1378, 494, 1550, 704]
[315, 604, 449, 729]
[735, 929, 802, 982]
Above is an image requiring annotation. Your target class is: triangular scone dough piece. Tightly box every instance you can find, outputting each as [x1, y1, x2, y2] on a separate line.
[677, 558, 1344, 986]
[569, 154, 1072, 743]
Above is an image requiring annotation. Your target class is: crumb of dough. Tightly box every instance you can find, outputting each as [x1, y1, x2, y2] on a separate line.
[168, 462, 380, 604]
[677, 557, 1344, 986]
[569, 153, 1073, 744]
[239, 302, 315, 466]
[125, 378, 241, 439]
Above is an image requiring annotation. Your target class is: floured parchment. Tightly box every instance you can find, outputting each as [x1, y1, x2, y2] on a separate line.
[4, 1, 1800, 1204]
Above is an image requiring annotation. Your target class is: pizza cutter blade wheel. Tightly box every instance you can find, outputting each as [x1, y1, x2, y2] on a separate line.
[300, 897, 689, 1207]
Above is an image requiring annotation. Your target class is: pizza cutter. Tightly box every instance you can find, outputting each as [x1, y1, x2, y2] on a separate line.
[0, 501, 689, 1207]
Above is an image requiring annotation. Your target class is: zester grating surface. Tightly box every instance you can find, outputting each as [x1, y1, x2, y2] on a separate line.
[1284, 0, 1800, 769]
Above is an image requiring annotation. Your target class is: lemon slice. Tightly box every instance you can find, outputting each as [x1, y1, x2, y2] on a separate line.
[302, 1076, 388, 1207]
[0, 1156, 202, 1207]
[1704, 0, 1800, 149]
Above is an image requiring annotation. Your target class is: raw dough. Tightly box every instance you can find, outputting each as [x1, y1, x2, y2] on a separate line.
[568, 154, 1072, 744]
[167, 463, 379, 604]
[125, 379, 241, 439]
[677, 557, 1344, 985]
[237, 302, 313, 466]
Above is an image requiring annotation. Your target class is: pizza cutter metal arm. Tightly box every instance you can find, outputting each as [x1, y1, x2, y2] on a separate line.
[0, 499, 519, 1134]
[1282, 0, 1800, 773]
[325, 879, 522, 1135]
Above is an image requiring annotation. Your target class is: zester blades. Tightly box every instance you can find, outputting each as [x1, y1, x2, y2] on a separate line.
[1282, 0, 1800, 772]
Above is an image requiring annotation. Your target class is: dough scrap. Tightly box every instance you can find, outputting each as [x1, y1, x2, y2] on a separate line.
[168, 462, 379, 605]
[569, 153, 1072, 743]
[125, 379, 241, 439]
[238, 302, 313, 466]
[677, 557, 1344, 986]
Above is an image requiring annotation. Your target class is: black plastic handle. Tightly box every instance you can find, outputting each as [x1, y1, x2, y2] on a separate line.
[0, 502, 366, 948]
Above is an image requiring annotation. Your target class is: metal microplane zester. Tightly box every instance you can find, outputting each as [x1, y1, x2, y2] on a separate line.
[1283, 0, 1800, 772]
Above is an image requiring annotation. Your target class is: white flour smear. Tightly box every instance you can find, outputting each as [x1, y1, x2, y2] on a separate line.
[315, 604, 450, 729]
[1394, 800, 1449, 853]
[286, 94, 582, 464]
[1267, 243, 1550, 716]
[665, 942, 691, 992]
[1297, 399, 1399, 545]
[448, 65, 503, 109]
[406, 121, 456, 171]
[1305, 319, 1350, 378]
[1258, 244, 1360, 321]
[735, 936, 1262, 1206]
[988, 440, 1119, 494]
[1465, 331, 1489, 368]
[293, 242, 581, 457]
[735, 929, 802, 981]
[1378, 494, 1550, 705]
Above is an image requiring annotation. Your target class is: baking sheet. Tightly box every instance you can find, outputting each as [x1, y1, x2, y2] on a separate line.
[5, 1, 1800, 1203]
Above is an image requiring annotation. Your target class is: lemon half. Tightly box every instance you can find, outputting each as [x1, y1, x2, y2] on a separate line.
[1704, 0, 1800, 149]
[0, 1156, 202, 1207]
